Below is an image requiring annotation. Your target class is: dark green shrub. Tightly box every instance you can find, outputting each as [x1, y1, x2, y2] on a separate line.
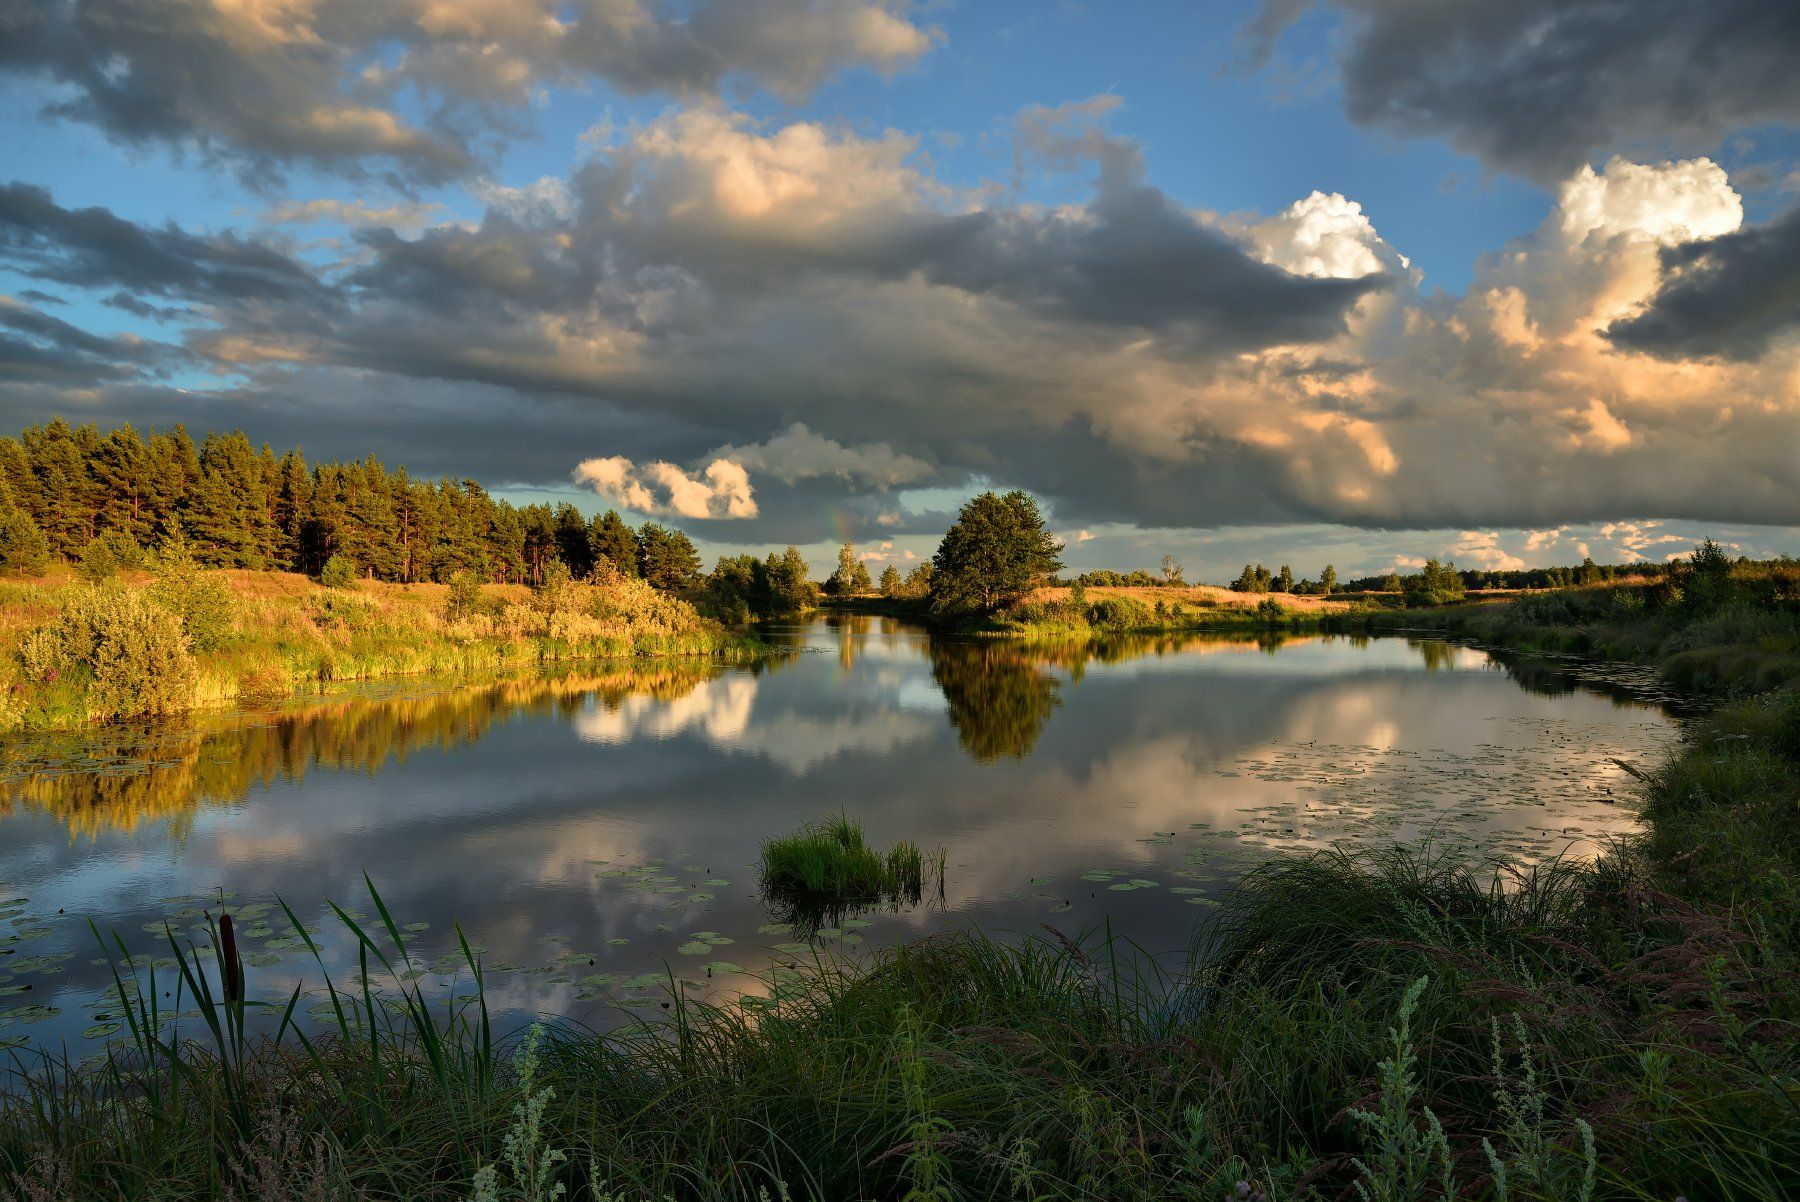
[151, 536, 238, 652]
[318, 553, 356, 589]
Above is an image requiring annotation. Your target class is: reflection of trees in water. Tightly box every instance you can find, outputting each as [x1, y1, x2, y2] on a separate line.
[928, 640, 1064, 761]
[1, 664, 729, 840]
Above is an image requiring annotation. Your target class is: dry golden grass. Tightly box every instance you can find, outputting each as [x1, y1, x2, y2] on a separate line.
[1030, 583, 1355, 613]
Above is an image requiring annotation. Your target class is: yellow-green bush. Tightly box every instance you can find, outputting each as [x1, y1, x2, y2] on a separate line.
[18, 584, 198, 721]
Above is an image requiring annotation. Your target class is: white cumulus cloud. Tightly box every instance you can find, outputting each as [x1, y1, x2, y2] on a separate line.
[573, 455, 758, 519]
[1559, 156, 1743, 247]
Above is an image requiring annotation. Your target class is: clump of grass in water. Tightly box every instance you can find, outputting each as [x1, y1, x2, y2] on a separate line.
[758, 815, 932, 936]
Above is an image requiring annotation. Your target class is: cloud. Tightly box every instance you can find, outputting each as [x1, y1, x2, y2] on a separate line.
[0, 0, 936, 184]
[1245, 190, 1398, 280]
[573, 455, 758, 520]
[708, 423, 932, 488]
[1559, 158, 1742, 247]
[5, 120, 1798, 540]
[1606, 204, 1800, 361]
[1244, 1, 1800, 181]
[0, 181, 327, 306]
[0, 295, 189, 384]
[261, 198, 450, 230]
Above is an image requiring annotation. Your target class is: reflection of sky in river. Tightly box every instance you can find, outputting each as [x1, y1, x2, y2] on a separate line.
[0, 620, 1673, 1061]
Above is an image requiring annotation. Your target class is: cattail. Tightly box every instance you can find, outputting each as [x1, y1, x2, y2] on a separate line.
[220, 913, 244, 1006]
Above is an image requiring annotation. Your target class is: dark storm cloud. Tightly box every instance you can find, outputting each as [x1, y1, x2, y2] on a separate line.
[0, 297, 190, 384]
[1606, 206, 1800, 362]
[0, 0, 933, 185]
[1246, 1, 1800, 181]
[921, 184, 1384, 352]
[0, 181, 328, 306]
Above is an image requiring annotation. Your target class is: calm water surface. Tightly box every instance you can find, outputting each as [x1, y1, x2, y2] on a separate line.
[0, 616, 1674, 1061]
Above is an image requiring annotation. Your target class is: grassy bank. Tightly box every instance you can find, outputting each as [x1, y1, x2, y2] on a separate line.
[0, 564, 754, 735]
[825, 584, 1366, 636]
[4, 581, 1797, 1199]
[1371, 559, 1800, 699]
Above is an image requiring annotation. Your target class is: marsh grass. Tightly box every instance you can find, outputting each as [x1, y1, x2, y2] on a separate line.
[4, 800, 1799, 1200]
[757, 816, 936, 938]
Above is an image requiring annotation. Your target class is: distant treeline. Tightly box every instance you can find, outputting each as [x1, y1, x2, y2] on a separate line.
[0, 418, 711, 589]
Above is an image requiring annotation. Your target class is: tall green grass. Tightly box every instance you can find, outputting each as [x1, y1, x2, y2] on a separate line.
[757, 815, 934, 937]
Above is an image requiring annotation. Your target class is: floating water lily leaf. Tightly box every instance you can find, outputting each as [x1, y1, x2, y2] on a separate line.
[705, 961, 745, 974]
[677, 941, 712, 956]
[247, 953, 283, 967]
[82, 1022, 122, 1039]
[403, 922, 430, 933]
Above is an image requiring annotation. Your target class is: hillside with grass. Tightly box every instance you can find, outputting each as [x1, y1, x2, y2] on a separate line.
[0, 556, 750, 735]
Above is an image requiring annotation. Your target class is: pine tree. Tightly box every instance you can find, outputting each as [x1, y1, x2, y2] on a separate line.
[553, 503, 595, 578]
[21, 418, 97, 554]
[90, 423, 150, 541]
[637, 524, 701, 591]
[588, 510, 639, 578]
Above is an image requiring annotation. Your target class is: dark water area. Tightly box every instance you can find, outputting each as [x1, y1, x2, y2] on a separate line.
[0, 616, 1673, 1065]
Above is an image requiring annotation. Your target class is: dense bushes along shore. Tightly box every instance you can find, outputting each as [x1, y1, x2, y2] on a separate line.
[0, 552, 751, 734]
[3, 559, 1798, 1198]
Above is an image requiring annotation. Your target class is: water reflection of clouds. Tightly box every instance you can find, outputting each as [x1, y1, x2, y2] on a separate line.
[574, 676, 936, 773]
[0, 620, 1676, 1059]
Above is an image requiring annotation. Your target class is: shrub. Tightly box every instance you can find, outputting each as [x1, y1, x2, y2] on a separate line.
[18, 584, 198, 721]
[1086, 595, 1155, 629]
[151, 536, 238, 652]
[318, 553, 357, 589]
[76, 535, 120, 580]
[446, 569, 485, 622]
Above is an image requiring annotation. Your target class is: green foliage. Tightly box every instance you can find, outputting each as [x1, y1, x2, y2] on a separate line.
[929, 490, 1063, 615]
[149, 534, 238, 653]
[1347, 977, 1458, 1202]
[1404, 557, 1466, 607]
[635, 523, 701, 592]
[702, 546, 817, 621]
[318, 552, 357, 589]
[587, 510, 638, 579]
[532, 557, 576, 616]
[823, 541, 874, 596]
[879, 563, 902, 596]
[0, 504, 49, 576]
[447, 569, 486, 621]
[1231, 563, 1274, 593]
[18, 584, 198, 720]
[472, 1025, 567, 1202]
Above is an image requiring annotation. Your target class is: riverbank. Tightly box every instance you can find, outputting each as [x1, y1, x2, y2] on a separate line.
[1368, 575, 1800, 699]
[0, 567, 756, 735]
[2, 585, 1795, 1199]
[823, 583, 1373, 635]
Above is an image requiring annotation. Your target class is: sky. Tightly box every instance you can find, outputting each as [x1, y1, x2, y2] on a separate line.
[1, 0, 1797, 581]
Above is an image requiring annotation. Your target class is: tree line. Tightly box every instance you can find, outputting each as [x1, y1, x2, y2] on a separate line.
[0, 418, 717, 589]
